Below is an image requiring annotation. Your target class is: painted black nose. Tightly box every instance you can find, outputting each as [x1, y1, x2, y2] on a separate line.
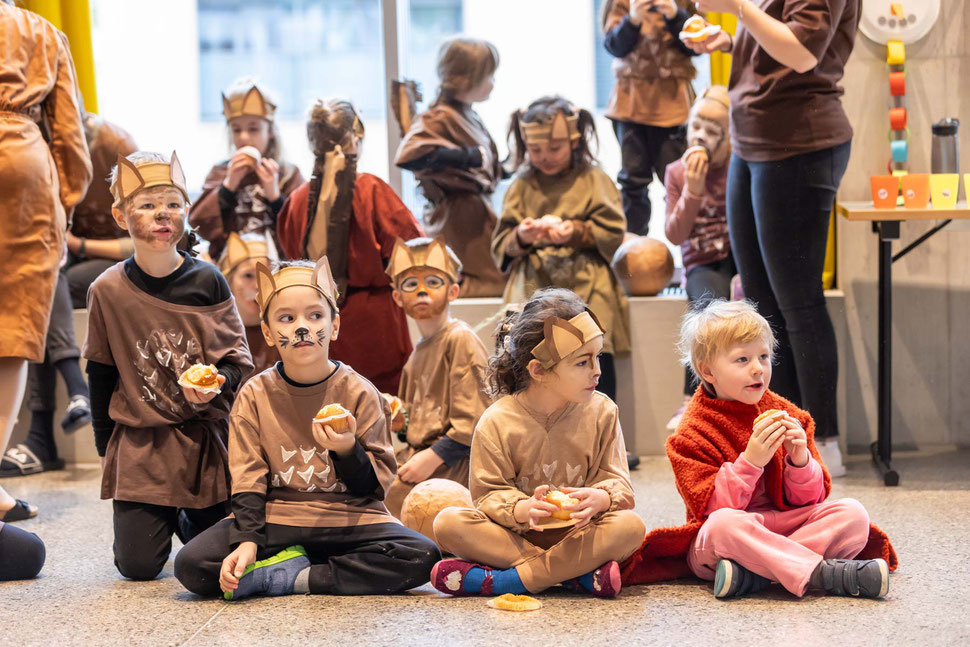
[295, 327, 309, 336]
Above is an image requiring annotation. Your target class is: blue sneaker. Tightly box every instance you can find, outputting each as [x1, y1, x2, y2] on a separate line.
[224, 545, 310, 600]
[713, 559, 771, 599]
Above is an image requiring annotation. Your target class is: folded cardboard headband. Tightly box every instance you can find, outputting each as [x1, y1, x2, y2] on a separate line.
[255, 256, 340, 319]
[219, 232, 274, 276]
[700, 86, 730, 111]
[385, 237, 462, 284]
[531, 310, 604, 369]
[519, 111, 581, 146]
[111, 151, 189, 208]
[222, 85, 276, 122]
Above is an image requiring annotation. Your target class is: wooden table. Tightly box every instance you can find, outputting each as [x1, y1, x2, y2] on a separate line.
[837, 200, 970, 485]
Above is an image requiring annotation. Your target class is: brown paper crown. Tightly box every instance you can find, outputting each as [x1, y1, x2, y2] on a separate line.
[530, 310, 604, 369]
[385, 237, 462, 283]
[222, 84, 276, 122]
[255, 256, 340, 319]
[219, 232, 274, 276]
[519, 110, 581, 146]
[111, 151, 190, 208]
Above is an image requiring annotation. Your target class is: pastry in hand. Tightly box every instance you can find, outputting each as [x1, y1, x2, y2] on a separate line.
[236, 145, 262, 164]
[313, 403, 352, 434]
[679, 15, 722, 42]
[487, 593, 543, 612]
[543, 489, 579, 521]
[681, 145, 710, 164]
[179, 364, 221, 393]
[754, 409, 787, 429]
[381, 393, 406, 432]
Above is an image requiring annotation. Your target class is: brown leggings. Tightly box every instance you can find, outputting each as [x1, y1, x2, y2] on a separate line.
[433, 507, 646, 592]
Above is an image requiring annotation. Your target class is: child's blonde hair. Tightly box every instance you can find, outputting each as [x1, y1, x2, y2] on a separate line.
[678, 300, 777, 385]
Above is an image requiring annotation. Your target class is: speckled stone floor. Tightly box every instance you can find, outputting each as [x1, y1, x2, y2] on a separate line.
[2, 448, 969, 646]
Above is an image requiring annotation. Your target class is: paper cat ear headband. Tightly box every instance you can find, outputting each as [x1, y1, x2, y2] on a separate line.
[111, 151, 189, 208]
[222, 84, 276, 122]
[255, 256, 339, 319]
[385, 237, 462, 284]
[219, 232, 275, 276]
[531, 310, 604, 369]
[519, 110, 581, 146]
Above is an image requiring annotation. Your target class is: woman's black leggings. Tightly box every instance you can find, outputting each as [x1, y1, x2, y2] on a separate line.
[726, 141, 850, 439]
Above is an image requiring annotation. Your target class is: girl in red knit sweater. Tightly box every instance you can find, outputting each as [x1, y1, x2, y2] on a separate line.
[623, 300, 896, 598]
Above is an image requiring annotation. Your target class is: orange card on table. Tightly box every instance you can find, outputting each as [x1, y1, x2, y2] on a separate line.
[930, 174, 959, 209]
[870, 175, 899, 208]
[900, 174, 929, 209]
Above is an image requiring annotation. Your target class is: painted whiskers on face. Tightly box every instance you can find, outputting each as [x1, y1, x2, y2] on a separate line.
[316, 329, 327, 346]
[277, 333, 289, 349]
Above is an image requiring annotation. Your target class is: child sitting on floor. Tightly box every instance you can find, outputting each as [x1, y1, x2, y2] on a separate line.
[621, 300, 897, 598]
[430, 288, 645, 599]
[174, 257, 440, 599]
[383, 238, 491, 518]
[83, 151, 254, 581]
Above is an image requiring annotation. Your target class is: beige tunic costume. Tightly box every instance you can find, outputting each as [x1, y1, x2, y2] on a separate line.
[385, 319, 490, 516]
[82, 264, 253, 508]
[395, 102, 506, 297]
[230, 363, 400, 528]
[0, 5, 92, 362]
[434, 392, 646, 592]
[492, 166, 631, 355]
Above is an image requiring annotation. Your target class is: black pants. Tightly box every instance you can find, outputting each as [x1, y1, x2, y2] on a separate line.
[113, 499, 229, 580]
[727, 141, 850, 439]
[683, 254, 736, 395]
[26, 269, 81, 414]
[0, 522, 45, 581]
[612, 120, 687, 235]
[174, 518, 441, 597]
[66, 257, 116, 309]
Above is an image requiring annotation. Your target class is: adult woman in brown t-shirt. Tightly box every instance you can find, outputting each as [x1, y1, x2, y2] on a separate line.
[684, 0, 859, 476]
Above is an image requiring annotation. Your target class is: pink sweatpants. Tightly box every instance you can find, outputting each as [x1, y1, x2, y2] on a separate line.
[688, 498, 871, 596]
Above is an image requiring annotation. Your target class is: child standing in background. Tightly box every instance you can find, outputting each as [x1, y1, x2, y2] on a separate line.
[603, 0, 696, 235]
[493, 96, 630, 403]
[190, 78, 303, 261]
[395, 37, 506, 297]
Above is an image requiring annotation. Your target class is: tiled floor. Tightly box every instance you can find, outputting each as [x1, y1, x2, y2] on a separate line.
[2, 448, 968, 646]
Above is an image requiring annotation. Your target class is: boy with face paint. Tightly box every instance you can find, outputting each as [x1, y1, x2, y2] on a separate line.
[218, 232, 281, 378]
[382, 238, 491, 519]
[663, 86, 734, 431]
[82, 151, 254, 581]
[174, 257, 440, 600]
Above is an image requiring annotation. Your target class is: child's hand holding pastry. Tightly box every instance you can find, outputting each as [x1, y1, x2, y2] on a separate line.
[183, 374, 226, 404]
[398, 447, 444, 484]
[312, 405, 357, 457]
[559, 487, 611, 529]
[516, 218, 546, 246]
[220, 541, 258, 595]
[780, 415, 810, 467]
[254, 157, 280, 201]
[545, 219, 575, 246]
[223, 149, 258, 191]
[743, 411, 787, 468]
[513, 484, 560, 531]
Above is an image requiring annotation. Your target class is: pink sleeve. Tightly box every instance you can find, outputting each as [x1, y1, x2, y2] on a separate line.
[663, 162, 702, 246]
[783, 456, 826, 506]
[704, 454, 764, 515]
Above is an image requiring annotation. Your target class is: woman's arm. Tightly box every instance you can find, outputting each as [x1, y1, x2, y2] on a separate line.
[695, 0, 819, 73]
[68, 232, 134, 261]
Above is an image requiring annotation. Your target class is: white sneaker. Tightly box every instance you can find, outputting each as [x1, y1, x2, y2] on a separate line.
[817, 437, 847, 477]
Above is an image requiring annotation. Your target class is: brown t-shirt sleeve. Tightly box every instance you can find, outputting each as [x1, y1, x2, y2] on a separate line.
[443, 330, 490, 448]
[782, 0, 846, 60]
[80, 283, 115, 366]
[470, 421, 531, 533]
[588, 402, 636, 512]
[229, 388, 270, 497]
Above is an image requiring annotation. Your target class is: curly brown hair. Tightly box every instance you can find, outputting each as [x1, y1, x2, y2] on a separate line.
[485, 287, 588, 397]
[506, 95, 598, 173]
[434, 37, 499, 106]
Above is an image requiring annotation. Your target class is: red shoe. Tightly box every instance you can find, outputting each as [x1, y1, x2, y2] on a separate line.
[430, 559, 493, 596]
[561, 561, 622, 598]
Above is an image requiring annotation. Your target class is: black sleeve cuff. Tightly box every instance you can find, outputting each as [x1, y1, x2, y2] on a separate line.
[217, 185, 238, 220]
[86, 360, 119, 457]
[330, 440, 380, 497]
[267, 196, 285, 216]
[430, 436, 471, 467]
[216, 360, 242, 393]
[229, 492, 267, 547]
[604, 15, 641, 58]
[666, 9, 697, 57]
[397, 147, 479, 172]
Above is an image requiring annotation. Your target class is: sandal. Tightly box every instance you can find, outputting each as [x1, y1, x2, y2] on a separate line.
[0, 499, 37, 522]
[61, 394, 92, 434]
[0, 444, 65, 478]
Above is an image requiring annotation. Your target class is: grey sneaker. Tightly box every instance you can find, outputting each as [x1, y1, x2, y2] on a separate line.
[813, 558, 889, 599]
[713, 559, 771, 599]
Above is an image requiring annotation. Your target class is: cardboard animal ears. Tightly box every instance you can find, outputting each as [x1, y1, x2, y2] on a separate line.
[519, 111, 581, 146]
[219, 232, 274, 276]
[385, 237, 462, 284]
[530, 310, 604, 368]
[255, 256, 339, 319]
[222, 85, 276, 121]
[111, 151, 189, 208]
